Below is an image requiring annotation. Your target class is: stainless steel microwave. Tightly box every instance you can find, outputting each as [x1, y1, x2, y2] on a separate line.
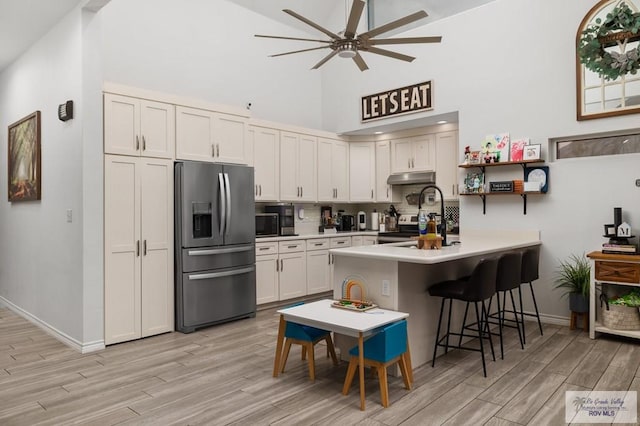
[255, 213, 279, 237]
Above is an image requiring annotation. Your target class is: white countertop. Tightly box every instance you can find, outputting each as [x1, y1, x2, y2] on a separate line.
[329, 229, 540, 264]
[256, 230, 379, 242]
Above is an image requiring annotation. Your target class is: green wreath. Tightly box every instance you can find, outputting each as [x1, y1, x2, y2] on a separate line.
[578, 2, 640, 81]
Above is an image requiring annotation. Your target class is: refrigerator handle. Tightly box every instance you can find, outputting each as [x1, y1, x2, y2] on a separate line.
[187, 266, 255, 281]
[224, 173, 231, 236]
[218, 173, 226, 236]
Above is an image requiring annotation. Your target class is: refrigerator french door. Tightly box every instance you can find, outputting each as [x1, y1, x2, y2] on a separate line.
[175, 161, 256, 333]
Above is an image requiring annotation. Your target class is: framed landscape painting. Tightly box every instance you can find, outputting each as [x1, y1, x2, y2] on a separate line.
[8, 111, 41, 201]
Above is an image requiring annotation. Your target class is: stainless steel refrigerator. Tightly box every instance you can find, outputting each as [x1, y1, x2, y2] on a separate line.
[175, 161, 256, 333]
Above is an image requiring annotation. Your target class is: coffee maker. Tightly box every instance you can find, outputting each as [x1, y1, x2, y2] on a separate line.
[340, 215, 354, 231]
[265, 203, 296, 236]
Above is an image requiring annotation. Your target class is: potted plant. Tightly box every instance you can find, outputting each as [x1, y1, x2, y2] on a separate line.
[554, 253, 591, 313]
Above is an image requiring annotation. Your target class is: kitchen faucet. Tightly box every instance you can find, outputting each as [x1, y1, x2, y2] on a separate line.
[418, 184, 448, 246]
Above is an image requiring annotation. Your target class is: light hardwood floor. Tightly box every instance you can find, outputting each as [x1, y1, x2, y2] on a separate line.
[1, 305, 639, 425]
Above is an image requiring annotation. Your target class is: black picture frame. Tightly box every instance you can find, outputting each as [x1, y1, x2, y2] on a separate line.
[524, 166, 549, 193]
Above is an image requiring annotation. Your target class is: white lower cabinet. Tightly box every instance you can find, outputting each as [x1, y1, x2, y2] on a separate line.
[278, 240, 307, 300]
[255, 242, 279, 305]
[363, 236, 378, 245]
[104, 155, 174, 345]
[306, 239, 331, 294]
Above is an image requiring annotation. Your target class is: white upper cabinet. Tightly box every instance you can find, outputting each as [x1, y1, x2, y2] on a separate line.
[318, 138, 349, 202]
[176, 106, 247, 164]
[391, 134, 435, 173]
[376, 140, 393, 202]
[280, 132, 317, 202]
[248, 125, 279, 201]
[349, 142, 376, 202]
[104, 94, 175, 159]
[435, 131, 459, 200]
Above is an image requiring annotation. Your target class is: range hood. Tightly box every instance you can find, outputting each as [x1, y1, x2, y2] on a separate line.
[387, 171, 436, 185]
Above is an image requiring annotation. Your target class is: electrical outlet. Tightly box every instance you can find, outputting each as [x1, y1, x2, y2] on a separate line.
[66, 209, 73, 223]
[382, 280, 390, 296]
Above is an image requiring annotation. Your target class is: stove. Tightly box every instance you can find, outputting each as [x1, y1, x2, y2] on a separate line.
[377, 214, 421, 243]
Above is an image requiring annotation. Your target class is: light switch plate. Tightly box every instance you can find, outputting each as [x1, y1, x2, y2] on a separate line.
[382, 280, 390, 296]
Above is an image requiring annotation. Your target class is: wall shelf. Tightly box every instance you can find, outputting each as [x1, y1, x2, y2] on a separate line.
[459, 159, 546, 214]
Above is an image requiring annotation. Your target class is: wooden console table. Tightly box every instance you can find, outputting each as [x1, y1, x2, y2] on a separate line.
[587, 251, 640, 340]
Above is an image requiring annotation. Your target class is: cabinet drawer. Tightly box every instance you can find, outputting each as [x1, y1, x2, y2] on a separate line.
[595, 261, 640, 284]
[256, 242, 278, 256]
[306, 238, 330, 251]
[279, 241, 306, 253]
[331, 237, 351, 248]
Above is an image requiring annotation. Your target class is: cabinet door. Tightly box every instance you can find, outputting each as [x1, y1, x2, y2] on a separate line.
[351, 236, 363, 246]
[413, 134, 435, 171]
[298, 135, 317, 201]
[104, 155, 141, 345]
[376, 141, 392, 202]
[332, 140, 349, 201]
[140, 100, 175, 159]
[391, 138, 413, 173]
[176, 106, 215, 162]
[256, 254, 279, 304]
[436, 131, 459, 199]
[279, 132, 299, 201]
[363, 236, 378, 246]
[214, 113, 247, 164]
[104, 94, 140, 156]
[349, 142, 375, 202]
[317, 138, 334, 201]
[306, 250, 331, 294]
[140, 158, 174, 337]
[279, 252, 307, 300]
[252, 126, 279, 201]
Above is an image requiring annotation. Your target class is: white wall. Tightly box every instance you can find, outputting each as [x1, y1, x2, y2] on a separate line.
[99, 0, 325, 129]
[322, 0, 640, 319]
[0, 8, 85, 342]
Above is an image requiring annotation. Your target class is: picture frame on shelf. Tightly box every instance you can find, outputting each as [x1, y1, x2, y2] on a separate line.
[510, 138, 529, 162]
[523, 144, 541, 160]
[524, 166, 549, 193]
[469, 150, 482, 164]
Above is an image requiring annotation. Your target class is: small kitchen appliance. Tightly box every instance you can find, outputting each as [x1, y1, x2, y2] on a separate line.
[357, 211, 367, 230]
[255, 213, 279, 237]
[340, 215, 355, 231]
[265, 203, 296, 236]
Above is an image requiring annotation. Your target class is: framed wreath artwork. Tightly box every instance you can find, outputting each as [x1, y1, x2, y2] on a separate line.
[8, 111, 41, 201]
[576, 0, 640, 120]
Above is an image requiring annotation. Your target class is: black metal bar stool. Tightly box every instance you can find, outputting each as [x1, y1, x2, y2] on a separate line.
[488, 252, 525, 359]
[520, 247, 543, 344]
[428, 258, 499, 377]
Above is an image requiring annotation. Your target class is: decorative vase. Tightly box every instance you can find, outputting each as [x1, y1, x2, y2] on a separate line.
[569, 293, 589, 313]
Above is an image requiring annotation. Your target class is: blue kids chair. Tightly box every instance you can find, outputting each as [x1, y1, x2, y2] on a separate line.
[342, 319, 411, 407]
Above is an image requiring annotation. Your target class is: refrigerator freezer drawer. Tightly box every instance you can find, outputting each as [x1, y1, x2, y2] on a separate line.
[181, 244, 255, 273]
[177, 265, 256, 332]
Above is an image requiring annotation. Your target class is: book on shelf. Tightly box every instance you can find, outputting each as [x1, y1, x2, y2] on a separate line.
[602, 243, 638, 254]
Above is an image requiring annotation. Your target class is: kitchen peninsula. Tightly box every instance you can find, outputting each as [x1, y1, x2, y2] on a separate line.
[330, 229, 541, 368]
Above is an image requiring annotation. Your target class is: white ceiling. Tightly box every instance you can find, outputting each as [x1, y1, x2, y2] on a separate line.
[0, 0, 85, 72]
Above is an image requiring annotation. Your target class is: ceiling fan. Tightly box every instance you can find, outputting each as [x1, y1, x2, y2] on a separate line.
[254, 0, 441, 71]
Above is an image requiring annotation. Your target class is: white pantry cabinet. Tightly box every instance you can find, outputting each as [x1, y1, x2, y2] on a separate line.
[375, 140, 394, 202]
[280, 132, 317, 202]
[349, 142, 376, 202]
[391, 134, 435, 173]
[104, 155, 174, 345]
[248, 126, 279, 201]
[435, 131, 459, 199]
[176, 106, 247, 164]
[318, 138, 349, 202]
[104, 93, 175, 159]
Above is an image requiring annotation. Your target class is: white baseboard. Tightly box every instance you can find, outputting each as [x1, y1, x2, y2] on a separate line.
[538, 312, 571, 327]
[0, 296, 105, 354]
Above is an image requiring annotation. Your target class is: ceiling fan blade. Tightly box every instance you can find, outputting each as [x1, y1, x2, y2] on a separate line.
[255, 34, 332, 44]
[283, 9, 341, 40]
[363, 46, 416, 62]
[369, 36, 442, 45]
[270, 46, 330, 58]
[359, 10, 428, 40]
[312, 49, 340, 69]
[352, 52, 369, 71]
[344, 0, 366, 39]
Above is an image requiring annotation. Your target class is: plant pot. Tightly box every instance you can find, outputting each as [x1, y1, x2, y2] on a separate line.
[569, 293, 589, 313]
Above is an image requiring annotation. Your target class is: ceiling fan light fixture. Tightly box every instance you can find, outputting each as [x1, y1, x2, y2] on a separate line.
[337, 42, 357, 58]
